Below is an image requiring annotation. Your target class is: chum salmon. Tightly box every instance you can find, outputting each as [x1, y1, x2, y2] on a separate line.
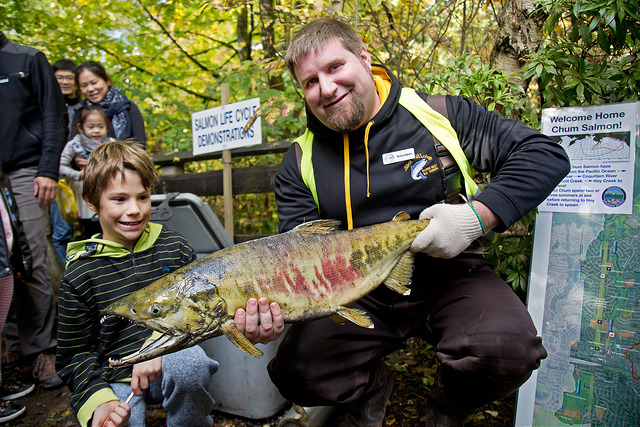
[103, 212, 428, 366]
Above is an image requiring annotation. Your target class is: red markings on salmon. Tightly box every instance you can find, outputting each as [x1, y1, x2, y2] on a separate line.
[315, 255, 361, 292]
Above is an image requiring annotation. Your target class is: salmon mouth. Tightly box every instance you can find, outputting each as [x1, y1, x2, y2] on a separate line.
[108, 333, 190, 368]
[100, 313, 191, 368]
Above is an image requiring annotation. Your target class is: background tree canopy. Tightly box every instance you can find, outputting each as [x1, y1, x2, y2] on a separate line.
[3, 0, 637, 147]
[2, 0, 638, 292]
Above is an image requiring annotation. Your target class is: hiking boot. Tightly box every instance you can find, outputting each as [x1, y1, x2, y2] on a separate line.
[32, 352, 63, 390]
[0, 400, 25, 423]
[343, 363, 395, 427]
[0, 380, 35, 400]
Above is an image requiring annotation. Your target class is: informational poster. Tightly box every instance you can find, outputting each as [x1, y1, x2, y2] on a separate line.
[516, 101, 640, 427]
[539, 102, 637, 214]
[191, 97, 261, 155]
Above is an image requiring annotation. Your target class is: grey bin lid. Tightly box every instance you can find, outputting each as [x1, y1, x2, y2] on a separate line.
[150, 193, 234, 257]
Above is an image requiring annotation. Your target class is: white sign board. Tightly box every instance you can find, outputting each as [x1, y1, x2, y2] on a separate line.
[539, 102, 637, 214]
[515, 101, 640, 427]
[191, 97, 261, 155]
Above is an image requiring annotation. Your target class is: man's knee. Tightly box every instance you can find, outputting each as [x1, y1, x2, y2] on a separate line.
[439, 326, 547, 382]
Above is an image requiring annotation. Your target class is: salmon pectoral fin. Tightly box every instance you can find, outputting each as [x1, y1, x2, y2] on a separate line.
[383, 251, 413, 296]
[221, 320, 264, 358]
[336, 307, 374, 329]
[329, 313, 347, 325]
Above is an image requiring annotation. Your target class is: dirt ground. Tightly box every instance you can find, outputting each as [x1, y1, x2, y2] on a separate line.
[5, 338, 515, 427]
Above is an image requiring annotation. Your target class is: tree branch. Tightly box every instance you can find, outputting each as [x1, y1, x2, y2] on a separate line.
[137, 1, 212, 72]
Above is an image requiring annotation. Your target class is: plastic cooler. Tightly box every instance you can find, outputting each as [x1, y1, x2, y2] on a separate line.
[150, 193, 288, 418]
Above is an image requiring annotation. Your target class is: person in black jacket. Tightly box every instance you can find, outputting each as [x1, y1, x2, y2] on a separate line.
[239, 18, 571, 427]
[0, 30, 66, 390]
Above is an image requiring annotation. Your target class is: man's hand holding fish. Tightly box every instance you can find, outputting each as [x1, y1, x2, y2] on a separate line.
[234, 297, 285, 345]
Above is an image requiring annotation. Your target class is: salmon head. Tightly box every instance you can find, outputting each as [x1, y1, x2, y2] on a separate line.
[102, 268, 260, 368]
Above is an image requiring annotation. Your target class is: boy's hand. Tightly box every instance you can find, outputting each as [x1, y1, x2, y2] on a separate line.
[234, 297, 285, 344]
[92, 400, 130, 427]
[131, 340, 162, 396]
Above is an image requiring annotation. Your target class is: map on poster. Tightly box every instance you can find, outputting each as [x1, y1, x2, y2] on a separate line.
[515, 102, 640, 427]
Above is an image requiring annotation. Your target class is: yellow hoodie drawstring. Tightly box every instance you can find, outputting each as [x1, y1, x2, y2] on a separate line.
[343, 134, 353, 230]
[364, 121, 373, 199]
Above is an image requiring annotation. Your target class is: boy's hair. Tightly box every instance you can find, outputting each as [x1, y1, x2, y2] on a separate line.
[82, 140, 159, 208]
[52, 59, 78, 74]
[76, 105, 108, 130]
[285, 18, 364, 83]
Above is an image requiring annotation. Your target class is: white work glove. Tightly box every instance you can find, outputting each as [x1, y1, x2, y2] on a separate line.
[410, 203, 485, 259]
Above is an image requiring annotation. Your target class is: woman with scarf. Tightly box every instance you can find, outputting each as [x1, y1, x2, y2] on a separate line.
[74, 61, 146, 147]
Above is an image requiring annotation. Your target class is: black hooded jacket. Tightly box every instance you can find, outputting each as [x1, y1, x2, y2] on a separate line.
[0, 31, 67, 179]
[274, 64, 570, 233]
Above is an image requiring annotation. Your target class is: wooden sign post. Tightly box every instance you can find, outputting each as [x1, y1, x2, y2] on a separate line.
[221, 83, 234, 241]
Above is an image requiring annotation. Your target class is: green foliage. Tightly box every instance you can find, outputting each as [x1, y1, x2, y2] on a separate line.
[524, 0, 640, 107]
[484, 211, 538, 297]
[419, 53, 527, 118]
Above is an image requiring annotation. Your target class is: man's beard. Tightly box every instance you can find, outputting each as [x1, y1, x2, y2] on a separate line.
[324, 95, 367, 133]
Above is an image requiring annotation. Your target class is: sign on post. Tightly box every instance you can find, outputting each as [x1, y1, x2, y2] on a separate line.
[192, 97, 261, 155]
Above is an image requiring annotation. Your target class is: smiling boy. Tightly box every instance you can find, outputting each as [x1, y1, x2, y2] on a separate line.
[56, 141, 219, 427]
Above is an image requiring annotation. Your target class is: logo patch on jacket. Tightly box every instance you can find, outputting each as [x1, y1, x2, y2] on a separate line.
[404, 153, 438, 180]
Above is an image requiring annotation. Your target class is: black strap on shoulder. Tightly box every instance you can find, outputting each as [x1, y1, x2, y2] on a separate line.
[426, 95, 463, 204]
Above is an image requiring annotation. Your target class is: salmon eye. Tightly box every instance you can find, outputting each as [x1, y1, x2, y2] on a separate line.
[150, 304, 162, 316]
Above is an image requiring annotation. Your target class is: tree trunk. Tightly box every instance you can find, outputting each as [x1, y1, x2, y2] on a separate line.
[259, 0, 283, 88]
[237, 6, 251, 62]
[490, 0, 548, 87]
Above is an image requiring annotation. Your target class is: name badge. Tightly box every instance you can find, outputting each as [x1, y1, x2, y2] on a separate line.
[382, 148, 415, 165]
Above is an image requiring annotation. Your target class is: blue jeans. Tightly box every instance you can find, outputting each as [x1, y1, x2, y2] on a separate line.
[50, 200, 73, 264]
[110, 345, 218, 427]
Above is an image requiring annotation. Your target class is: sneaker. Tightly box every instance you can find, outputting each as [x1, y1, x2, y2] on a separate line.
[32, 352, 63, 390]
[0, 380, 35, 400]
[0, 400, 25, 423]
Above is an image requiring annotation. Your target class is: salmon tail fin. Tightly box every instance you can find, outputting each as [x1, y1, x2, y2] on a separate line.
[336, 307, 374, 328]
[384, 251, 413, 296]
[221, 320, 264, 357]
[292, 219, 342, 234]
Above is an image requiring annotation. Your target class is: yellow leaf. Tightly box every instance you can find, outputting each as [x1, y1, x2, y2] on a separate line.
[281, 101, 295, 118]
[265, 108, 281, 125]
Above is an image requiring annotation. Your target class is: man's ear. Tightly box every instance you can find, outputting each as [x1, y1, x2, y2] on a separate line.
[359, 45, 372, 67]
